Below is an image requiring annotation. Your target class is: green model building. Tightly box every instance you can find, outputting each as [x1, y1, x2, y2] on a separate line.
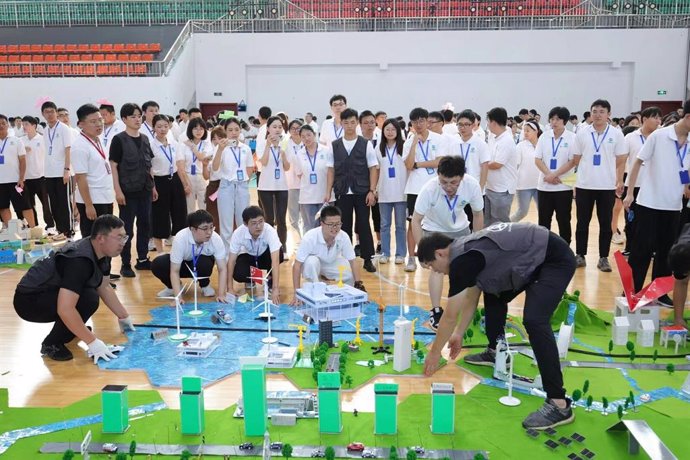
[374, 383, 398, 435]
[317, 372, 342, 433]
[101, 384, 129, 434]
[431, 383, 455, 434]
[180, 376, 205, 435]
[241, 357, 268, 436]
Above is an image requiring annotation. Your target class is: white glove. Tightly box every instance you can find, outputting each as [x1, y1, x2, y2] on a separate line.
[118, 316, 136, 333]
[87, 338, 117, 364]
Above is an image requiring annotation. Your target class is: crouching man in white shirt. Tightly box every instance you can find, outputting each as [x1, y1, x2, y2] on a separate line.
[290, 205, 366, 305]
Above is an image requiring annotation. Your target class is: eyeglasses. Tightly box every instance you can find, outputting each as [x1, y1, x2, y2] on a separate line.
[457, 122, 473, 127]
[323, 222, 342, 229]
[248, 220, 264, 227]
[331, 102, 346, 107]
[110, 233, 129, 243]
[195, 224, 215, 232]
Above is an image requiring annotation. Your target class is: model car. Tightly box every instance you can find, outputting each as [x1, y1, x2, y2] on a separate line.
[362, 450, 376, 458]
[347, 442, 365, 452]
[311, 449, 325, 457]
[270, 442, 283, 450]
[239, 442, 254, 450]
[410, 446, 425, 455]
[102, 443, 118, 453]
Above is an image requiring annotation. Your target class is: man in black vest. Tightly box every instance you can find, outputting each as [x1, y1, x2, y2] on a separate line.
[419, 222, 576, 430]
[108, 102, 155, 278]
[13, 215, 135, 362]
[325, 108, 379, 272]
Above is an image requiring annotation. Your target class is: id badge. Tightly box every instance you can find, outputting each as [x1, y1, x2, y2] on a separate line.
[426, 167, 434, 175]
[169, 165, 174, 176]
[549, 158, 557, 170]
[388, 167, 396, 178]
[593, 154, 601, 166]
[191, 164, 196, 176]
[0, 156, 4, 165]
[680, 170, 690, 185]
[274, 168, 281, 180]
[309, 173, 318, 185]
[101, 138, 107, 147]
[237, 169, 245, 181]
[105, 161, 111, 175]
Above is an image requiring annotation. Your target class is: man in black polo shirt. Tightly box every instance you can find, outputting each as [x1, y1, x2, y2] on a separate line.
[419, 222, 576, 430]
[13, 215, 135, 362]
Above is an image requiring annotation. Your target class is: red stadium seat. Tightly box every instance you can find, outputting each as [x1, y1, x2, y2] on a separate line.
[54, 44, 66, 53]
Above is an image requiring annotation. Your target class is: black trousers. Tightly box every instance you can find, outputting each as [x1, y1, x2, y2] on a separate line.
[152, 174, 187, 239]
[232, 249, 284, 283]
[14, 288, 100, 345]
[538, 190, 573, 244]
[24, 177, 54, 228]
[76, 203, 113, 238]
[258, 190, 288, 250]
[575, 188, 615, 257]
[119, 193, 151, 266]
[484, 232, 576, 400]
[622, 186, 640, 253]
[463, 203, 475, 231]
[336, 193, 375, 261]
[628, 205, 680, 292]
[151, 253, 214, 288]
[44, 176, 72, 235]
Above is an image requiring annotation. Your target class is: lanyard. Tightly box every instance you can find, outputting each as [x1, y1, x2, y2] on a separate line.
[459, 142, 470, 161]
[0, 138, 7, 155]
[80, 133, 106, 160]
[159, 144, 173, 168]
[675, 140, 688, 169]
[551, 136, 563, 158]
[270, 146, 281, 167]
[306, 145, 318, 172]
[639, 134, 646, 146]
[231, 146, 242, 168]
[143, 122, 155, 138]
[47, 121, 59, 150]
[103, 125, 113, 146]
[194, 141, 203, 163]
[292, 144, 301, 156]
[191, 243, 203, 273]
[248, 237, 261, 265]
[418, 139, 431, 161]
[590, 126, 610, 153]
[444, 194, 459, 222]
[385, 145, 396, 166]
[333, 123, 343, 140]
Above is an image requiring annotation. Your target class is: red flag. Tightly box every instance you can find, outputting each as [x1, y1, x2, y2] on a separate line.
[614, 251, 674, 311]
[250, 266, 263, 285]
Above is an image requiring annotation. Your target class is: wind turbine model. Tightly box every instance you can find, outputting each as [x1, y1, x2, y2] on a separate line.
[398, 282, 410, 318]
[498, 338, 521, 407]
[160, 282, 192, 341]
[184, 262, 210, 317]
[249, 268, 278, 344]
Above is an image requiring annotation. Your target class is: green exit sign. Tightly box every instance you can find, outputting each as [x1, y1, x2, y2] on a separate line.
[657, 89, 667, 95]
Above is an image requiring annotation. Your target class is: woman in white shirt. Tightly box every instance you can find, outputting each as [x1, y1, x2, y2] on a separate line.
[376, 119, 408, 264]
[180, 118, 213, 213]
[203, 126, 226, 233]
[257, 116, 290, 253]
[293, 125, 334, 230]
[510, 120, 541, 222]
[20, 115, 55, 230]
[150, 114, 189, 252]
[284, 119, 304, 239]
[212, 118, 253, 247]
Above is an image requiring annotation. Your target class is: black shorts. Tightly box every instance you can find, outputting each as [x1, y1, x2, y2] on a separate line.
[0, 182, 29, 212]
[406, 194, 418, 221]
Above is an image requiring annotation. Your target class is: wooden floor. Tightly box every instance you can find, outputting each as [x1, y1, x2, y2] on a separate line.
[0, 201, 656, 412]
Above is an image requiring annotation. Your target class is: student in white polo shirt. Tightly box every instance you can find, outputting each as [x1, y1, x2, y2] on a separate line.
[139, 100, 174, 144]
[573, 99, 627, 272]
[511, 119, 541, 222]
[320, 94, 351, 146]
[290, 205, 367, 305]
[284, 119, 304, 239]
[71, 104, 115, 238]
[152, 210, 228, 301]
[0, 115, 34, 227]
[412, 156, 484, 331]
[20, 115, 55, 231]
[180, 118, 213, 213]
[98, 103, 126, 154]
[484, 107, 518, 225]
[227, 206, 284, 300]
[624, 99, 690, 300]
[534, 106, 578, 244]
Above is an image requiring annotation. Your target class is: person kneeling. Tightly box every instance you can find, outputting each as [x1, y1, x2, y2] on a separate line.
[151, 210, 228, 303]
[290, 205, 366, 305]
[13, 215, 135, 363]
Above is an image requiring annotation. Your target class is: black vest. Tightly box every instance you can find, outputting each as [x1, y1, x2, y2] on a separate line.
[115, 132, 154, 194]
[16, 238, 109, 294]
[332, 136, 370, 196]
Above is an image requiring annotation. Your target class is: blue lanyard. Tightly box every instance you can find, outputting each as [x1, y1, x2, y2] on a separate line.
[231, 146, 242, 167]
[675, 140, 688, 169]
[47, 122, 59, 149]
[385, 145, 396, 166]
[590, 126, 610, 153]
[0, 138, 7, 155]
[459, 142, 470, 161]
[418, 140, 430, 161]
[103, 125, 113, 145]
[306, 146, 318, 172]
[194, 141, 203, 163]
[333, 123, 343, 140]
[551, 136, 563, 158]
[639, 134, 646, 145]
[191, 243, 203, 274]
[292, 144, 300, 156]
[248, 238, 260, 264]
[159, 144, 173, 167]
[270, 146, 281, 167]
[143, 122, 155, 138]
[444, 194, 459, 220]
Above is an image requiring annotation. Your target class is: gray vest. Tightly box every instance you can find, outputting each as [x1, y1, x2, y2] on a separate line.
[115, 132, 154, 194]
[450, 222, 549, 294]
[332, 136, 370, 196]
[16, 238, 109, 294]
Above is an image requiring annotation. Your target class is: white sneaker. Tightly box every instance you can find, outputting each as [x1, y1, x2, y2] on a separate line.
[404, 257, 417, 272]
[157, 288, 174, 298]
[379, 256, 389, 264]
[395, 256, 405, 265]
[164, 237, 173, 246]
[201, 285, 216, 297]
[148, 239, 156, 251]
[612, 231, 625, 245]
[46, 226, 58, 236]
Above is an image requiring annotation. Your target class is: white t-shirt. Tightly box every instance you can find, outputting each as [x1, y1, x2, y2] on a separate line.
[292, 145, 334, 204]
[486, 129, 518, 194]
[535, 130, 577, 192]
[376, 143, 408, 203]
[229, 223, 282, 256]
[170, 227, 227, 265]
[402, 131, 446, 195]
[100, 119, 126, 156]
[71, 133, 115, 204]
[296, 227, 356, 264]
[217, 142, 253, 182]
[415, 174, 483, 233]
[255, 124, 267, 173]
[285, 137, 303, 190]
[180, 139, 214, 177]
[150, 138, 182, 177]
[308, 120, 319, 134]
[140, 121, 175, 145]
[442, 123, 459, 137]
[574, 124, 627, 190]
[624, 129, 648, 188]
[446, 135, 490, 182]
[258, 145, 289, 191]
[515, 140, 540, 191]
[20, 134, 45, 180]
[43, 121, 72, 178]
[636, 125, 690, 211]
[320, 118, 344, 146]
[0, 135, 25, 184]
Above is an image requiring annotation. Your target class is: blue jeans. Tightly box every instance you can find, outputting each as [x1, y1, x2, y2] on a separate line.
[511, 188, 539, 222]
[218, 179, 249, 248]
[379, 201, 407, 258]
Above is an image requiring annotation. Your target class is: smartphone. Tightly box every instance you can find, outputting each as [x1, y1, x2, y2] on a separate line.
[231, 140, 238, 147]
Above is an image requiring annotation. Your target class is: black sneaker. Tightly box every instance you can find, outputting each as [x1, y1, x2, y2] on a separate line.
[40, 343, 73, 361]
[121, 265, 136, 278]
[464, 347, 496, 367]
[354, 244, 361, 257]
[135, 258, 152, 270]
[429, 306, 444, 331]
[363, 260, 376, 273]
[109, 273, 121, 280]
[522, 398, 574, 430]
[657, 294, 673, 307]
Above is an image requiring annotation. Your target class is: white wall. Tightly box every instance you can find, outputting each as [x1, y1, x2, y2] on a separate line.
[194, 28, 688, 120]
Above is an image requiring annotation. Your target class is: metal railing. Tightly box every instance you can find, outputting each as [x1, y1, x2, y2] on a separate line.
[0, 61, 163, 78]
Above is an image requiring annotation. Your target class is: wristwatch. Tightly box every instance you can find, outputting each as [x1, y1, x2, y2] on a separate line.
[413, 162, 418, 169]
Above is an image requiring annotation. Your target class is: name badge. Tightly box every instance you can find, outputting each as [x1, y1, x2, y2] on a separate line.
[309, 173, 318, 185]
[593, 154, 601, 166]
[549, 158, 557, 170]
[169, 165, 174, 176]
[426, 167, 434, 175]
[191, 164, 196, 176]
[680, 170, 690, 185]
[0, 156, 4, 165]
[274, 168, 281, 180]
[388, 167, 396, 178]
[237, 170, 244, 181]
[102, 138, 107, 147]
[105, 161, 111, 175]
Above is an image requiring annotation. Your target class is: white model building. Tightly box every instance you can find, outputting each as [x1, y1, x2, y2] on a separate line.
[556, 323, 574, 360]
[0, 219, 31, 242]
[295, 282, 368, 322]
[614, 297, 660, 331]
[636, 320, 655, 348]
[176, 332, 220, 357]
[393, 318, 412, 372]
[613, 316, 631, 346]
[682, 373, 690, 396]
[258, 344, 297, 368]
[660, 325, 688, 349]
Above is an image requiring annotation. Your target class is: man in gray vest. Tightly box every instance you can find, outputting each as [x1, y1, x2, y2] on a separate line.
[325, 108, 379, 273]
[419, 222, 576, 430]
[13, 215, 136, 363]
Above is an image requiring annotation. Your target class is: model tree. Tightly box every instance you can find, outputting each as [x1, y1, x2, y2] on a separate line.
[62, 450, 75, 460]
[473, 310, 482, 326]
[602, 397, 609, 415]
[629, 350, 636, 363]
[617, 405, 624, 420]
[571, 389, 582, 408]
[629, 391, 636, 412]
[466, 329, 474, 343]
[626, 341, 635, 353]
[295, 350, 302, 363]
[652, 349, 659, 364]
[416, 349, 425, 362]
[345, 375, 354, 388]
[582, 379, 590, 396]
[389, 446, 398, 460]
[341, 342, 350, 353]
[179, 450, 192, 460]
[282, 443, 293, 460]
[473, 455, 487, 460]
[406, 449, 417, 460]
[325, 446, 336, 460]
[116, 454, 128, 460]
[667, 363, 675, 375]
[368, 359, 375, 370]
[414, 340, 420, 351]
[608, 339, 613, 355]
[129, 440, 137, 459]
[586, 395, 593, 412]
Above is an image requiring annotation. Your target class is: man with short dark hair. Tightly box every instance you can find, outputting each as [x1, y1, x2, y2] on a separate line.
[14, 215, 135, 362]
[485, 107, 518, 225]
[99, 103, 126, 153]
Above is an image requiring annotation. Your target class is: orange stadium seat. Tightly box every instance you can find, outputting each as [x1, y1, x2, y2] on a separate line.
[54, 44, 66, 53]
[0, 56, 6, 63]
[42, 44, 54, 53]
[113, 43, 125, 53]
[149, 43, 161, 52]
[93, 53, 105, 61]
[77, 44, 89, 52]
[101, 43, 113, 53]
[89, 44, 101, 53]
[125, 43, 136, 52]
[7, 45, 19, 54]
[66, 44, 78, 53]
